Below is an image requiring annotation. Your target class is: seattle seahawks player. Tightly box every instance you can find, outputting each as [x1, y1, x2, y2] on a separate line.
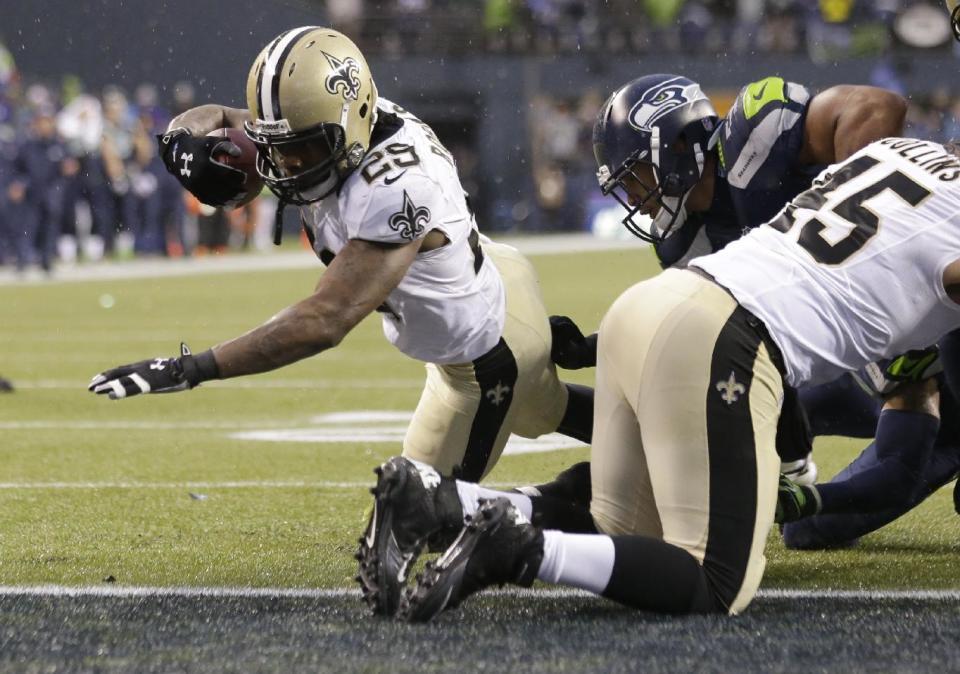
[86, 27, 593, 615]
[550, 73, 908, 496]
[400, 136, 960, 620]
[778, 335, 960, 547]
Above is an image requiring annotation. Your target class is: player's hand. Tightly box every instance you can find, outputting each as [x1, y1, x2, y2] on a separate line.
[774, 474, 821, 524]
[88, 343, 216, 400]
[884, 347, 942, 386]
[549, 315, 598, 370]
[854, 346, 942, 397]
[157, 128, 247, 207]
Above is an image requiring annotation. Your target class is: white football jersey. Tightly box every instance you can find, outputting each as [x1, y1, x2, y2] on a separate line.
[693, 137, 960, 387]
[301, 98, 505, 364]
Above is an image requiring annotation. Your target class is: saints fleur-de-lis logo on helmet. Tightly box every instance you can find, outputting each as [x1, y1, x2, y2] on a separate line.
[388, 191, 431, 240]
[322, 51, 362, 101]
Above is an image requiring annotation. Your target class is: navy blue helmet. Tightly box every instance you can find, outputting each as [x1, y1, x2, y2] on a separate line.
[593, 74, 718, 243]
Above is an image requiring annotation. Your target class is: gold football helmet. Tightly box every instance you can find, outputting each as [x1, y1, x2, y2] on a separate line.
[950, 0, 960, 41]
[244, 27, 378, 205]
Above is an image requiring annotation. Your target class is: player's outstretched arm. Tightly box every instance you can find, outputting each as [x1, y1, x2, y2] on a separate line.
[89, 237, 422, 398]
[210, 237, 422, 378]
[800, 85, 908, 164]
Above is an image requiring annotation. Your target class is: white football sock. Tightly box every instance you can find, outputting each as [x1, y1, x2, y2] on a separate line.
[537, 531, 615, 595]
[455, 481, 533, 521]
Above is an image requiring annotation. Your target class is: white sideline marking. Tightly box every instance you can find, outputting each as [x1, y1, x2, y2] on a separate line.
[0, 233, 647, 286]
[0, 409, 589, 456]
[0, 586, 957, 601]
[0, 421, 300, 430]
[0, 480, 518, 490]
[0, 481, 368, 490]
[12, 379, 423, 391]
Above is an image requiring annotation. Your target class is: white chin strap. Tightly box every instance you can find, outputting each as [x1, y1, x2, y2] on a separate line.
[650, 192, 690, 239]
[300, 170, 340, 202]
[650, 141, 705, 240]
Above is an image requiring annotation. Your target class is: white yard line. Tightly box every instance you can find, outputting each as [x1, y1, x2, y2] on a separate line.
[0, 233, 646, 286]
[10, 379, 423, 391]
[0, 481, 369, 489]
[0, 585, 957, 601]
[0, 480, 517, 489]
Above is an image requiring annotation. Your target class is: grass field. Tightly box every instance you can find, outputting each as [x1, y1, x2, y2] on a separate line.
[1, 239, 959, 672]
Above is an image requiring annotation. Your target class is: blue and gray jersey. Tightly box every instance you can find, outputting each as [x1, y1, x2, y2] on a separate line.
[656, 77, 824, 267]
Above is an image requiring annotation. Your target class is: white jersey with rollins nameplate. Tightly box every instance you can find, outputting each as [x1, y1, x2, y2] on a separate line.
[692, 137, 960, 388]
[301, 97, 505, 364]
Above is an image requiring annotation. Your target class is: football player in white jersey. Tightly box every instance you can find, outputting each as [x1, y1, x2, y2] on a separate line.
[86, 27, 594, 615]
[397, 136, 960, 620]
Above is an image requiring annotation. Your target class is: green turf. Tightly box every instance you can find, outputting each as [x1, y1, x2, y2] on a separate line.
[0, 246, 957, 589]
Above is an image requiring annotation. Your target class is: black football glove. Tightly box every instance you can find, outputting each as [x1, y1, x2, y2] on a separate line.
[549, 315, 598, 370]
[157, 128, 248, 207]
[88, 343, 220, 400]
[774, 474, 822, 524]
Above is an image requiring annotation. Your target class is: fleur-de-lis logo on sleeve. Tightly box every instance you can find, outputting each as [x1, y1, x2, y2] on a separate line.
[322, 51, 361, 101]
[388, 191, 431, 240]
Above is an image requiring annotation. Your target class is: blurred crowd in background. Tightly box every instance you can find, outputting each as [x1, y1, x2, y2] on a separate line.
[0, 40, 277, 275]
[2, 0, 960, 273]
[333, 0, 955, 58]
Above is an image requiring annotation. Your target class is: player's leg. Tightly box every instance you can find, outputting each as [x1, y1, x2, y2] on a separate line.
[799, 374, 881, 438]
[401, 279, 662, 621]
[784, 380, 954, 549]
[590, 275, 782, 614]
[357, 341, 523, 615]
[357, 243, 570, 613]
[481, 241, 595, 511]
[402, 270, 783, 619]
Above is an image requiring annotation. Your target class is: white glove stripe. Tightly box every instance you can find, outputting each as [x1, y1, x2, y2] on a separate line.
[129, 373, 152, 394]
[108, 380, 127, 399]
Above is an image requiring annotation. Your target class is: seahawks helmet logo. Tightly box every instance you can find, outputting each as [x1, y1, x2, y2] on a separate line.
[628, 79, 707, 132]
[322, 51, 361, 101]
[388, 191, 430, 241]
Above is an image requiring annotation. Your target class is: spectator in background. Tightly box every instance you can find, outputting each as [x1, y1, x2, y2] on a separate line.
[942, 96, 960, 141]
[0, 100, 17, 266]
[57, 90, 108, 263]
[8, 106, 69, 273]
[171, 81, 196, 119]
[99, 86, 137, 258]
[127, 116, 167, 255]
[327, 0, 364, 37]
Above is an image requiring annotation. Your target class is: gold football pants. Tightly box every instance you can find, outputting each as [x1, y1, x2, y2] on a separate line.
[402, 241, 568, 481]
[591, 268, 784, 614]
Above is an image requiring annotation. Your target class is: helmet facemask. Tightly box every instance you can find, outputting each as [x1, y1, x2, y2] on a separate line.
[597, 127, 706, 243]
[245, 119, 357, 205]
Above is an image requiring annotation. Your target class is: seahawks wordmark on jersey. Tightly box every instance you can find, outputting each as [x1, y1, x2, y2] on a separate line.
[301, 98, 505, 364]
[693, 137, 960, 388]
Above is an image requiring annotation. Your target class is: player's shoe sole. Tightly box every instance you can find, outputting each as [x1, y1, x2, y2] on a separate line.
[355, 459, 422, 616]
[399, 497, 542, 623]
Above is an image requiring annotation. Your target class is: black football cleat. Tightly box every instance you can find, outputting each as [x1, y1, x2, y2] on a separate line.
[355, 456, 463, 616]
[0, 377, 13, 393]
[399, 497, 544, 623]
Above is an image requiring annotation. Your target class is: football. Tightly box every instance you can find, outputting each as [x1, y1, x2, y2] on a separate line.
[207, 127, 264, 208]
